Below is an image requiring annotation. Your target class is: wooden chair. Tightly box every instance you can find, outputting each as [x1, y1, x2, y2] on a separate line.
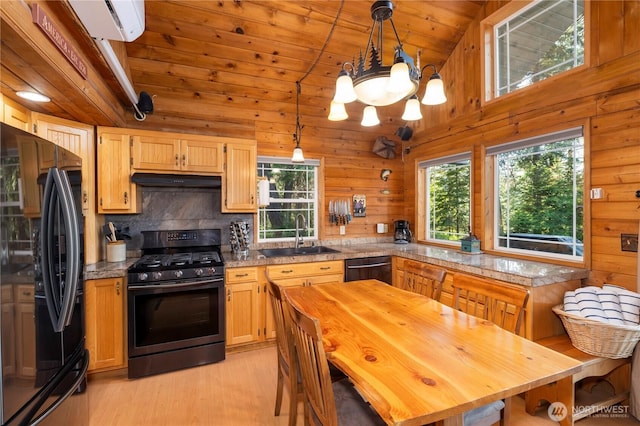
[451, 273, 529, 336]
[265, 275, 303, 426]
[400, 260, 447, 301]
[451, 273, 530, 426]
[282, 291, 385, 426]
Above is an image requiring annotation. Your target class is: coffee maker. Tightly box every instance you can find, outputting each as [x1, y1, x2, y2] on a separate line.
[394, 220, 412, 244]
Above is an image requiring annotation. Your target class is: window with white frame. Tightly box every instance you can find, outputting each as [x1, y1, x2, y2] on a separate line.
[489, 127, 584, 259]
[420, 153, 472, 244]
[490, 0, 584, 99]
[257, 157, 319, 242]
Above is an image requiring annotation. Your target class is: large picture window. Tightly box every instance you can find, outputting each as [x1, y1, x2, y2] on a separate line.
[489, 128, 584, 259]
[420, 153, 472, 244]
[257, 157, 318, 242]
[490, 0, 584, 99]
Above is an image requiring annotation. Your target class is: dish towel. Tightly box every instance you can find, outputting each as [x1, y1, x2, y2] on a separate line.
[257, 179, 270, 207]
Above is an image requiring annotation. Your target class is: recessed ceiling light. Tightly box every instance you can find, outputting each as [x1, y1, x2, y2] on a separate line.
[16, 91, 51, 102]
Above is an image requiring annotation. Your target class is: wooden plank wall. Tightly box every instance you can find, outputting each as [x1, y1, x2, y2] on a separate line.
[256, 117, 407, 241]
[404, 1, 640, 291]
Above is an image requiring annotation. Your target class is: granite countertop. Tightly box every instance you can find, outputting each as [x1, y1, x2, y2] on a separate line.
[84, 242, 588, 287]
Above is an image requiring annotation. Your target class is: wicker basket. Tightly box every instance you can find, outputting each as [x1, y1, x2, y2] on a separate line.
[552, 305, 640, 359]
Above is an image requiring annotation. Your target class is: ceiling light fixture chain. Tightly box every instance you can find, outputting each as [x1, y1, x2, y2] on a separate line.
[292, 0, 345, 162]
[328, 1, 447, 126]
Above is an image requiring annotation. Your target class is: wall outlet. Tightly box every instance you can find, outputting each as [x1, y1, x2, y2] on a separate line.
[340, 225, 346, 236]
[621, 234, 638, 252]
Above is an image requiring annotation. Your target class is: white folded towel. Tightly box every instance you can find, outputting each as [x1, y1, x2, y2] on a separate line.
[598, 288, 625, 325]
[574, 286, 608, 323]
[604, 284, 640, 325]
[563, 291, 580, 313]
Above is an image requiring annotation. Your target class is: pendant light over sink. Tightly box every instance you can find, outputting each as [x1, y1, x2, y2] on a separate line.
[291, 81, 305, 163]
[327, 1, 447, 125]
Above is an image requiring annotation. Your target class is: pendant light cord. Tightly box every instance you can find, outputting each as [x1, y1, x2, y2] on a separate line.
[299, 0, 345, 83]
[294, 1, 345, 145]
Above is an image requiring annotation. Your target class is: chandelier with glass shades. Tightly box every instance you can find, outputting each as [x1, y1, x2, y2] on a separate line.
[328, 1, 447, 126]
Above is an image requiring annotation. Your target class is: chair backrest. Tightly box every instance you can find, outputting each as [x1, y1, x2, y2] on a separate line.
[451, 273, 530, 335]
[283, 292, 338, 426]
[401, 260, 447, 301]
[265, 274, 296, 383]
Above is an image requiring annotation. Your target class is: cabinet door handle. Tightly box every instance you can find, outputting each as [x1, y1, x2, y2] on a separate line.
[175, 154, 179, 166]
[124, 192, 128, 205]
[227, 289, 231, 301]
[116, 282, 120, 295]
[182, 154, 186, 166]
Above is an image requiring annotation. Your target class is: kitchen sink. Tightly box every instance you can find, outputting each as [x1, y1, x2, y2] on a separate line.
[259, 246, 341, 258]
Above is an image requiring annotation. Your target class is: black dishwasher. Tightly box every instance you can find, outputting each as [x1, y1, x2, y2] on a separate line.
[344, 256, 392, 284]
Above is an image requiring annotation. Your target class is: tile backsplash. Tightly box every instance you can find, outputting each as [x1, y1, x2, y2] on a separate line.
[104, 187, 252, 252]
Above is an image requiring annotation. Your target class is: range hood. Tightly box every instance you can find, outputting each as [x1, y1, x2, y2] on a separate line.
[131, 173, 221, 188]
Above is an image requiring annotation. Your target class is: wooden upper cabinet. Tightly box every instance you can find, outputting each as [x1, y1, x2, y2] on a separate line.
[223, 139, 257, 212]
[1, 96, 30, 132]
[131, 134, 181, 171]
[181, 137, 224, 173]
[97, 128, 141, 214]
[131, 131, 224, 174]
[32, 115, 91, 212]
[17, 140, 41, 218]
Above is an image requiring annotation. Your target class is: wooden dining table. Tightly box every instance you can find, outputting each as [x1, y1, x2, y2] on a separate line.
[284, 279, 582, 426]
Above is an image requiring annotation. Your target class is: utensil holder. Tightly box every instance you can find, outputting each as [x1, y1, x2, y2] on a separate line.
[107, 240, 126, 262]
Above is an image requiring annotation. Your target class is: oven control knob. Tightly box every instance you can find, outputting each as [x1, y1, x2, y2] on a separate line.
[152, 271, 163, 281]
[174, 270, 183, 278]
[195, 268, 204, 277]
[138, 272, 148, 281]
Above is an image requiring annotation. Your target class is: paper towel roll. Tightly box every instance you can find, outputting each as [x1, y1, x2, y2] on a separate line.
[258, 179, 270, 206]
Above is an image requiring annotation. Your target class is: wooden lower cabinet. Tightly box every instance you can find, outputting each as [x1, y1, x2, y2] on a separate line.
[2, 284, 36, 378]
[265, 260, 344, 287]
[393, 256, 579, 341]
[226, 260, 344, 349]
[85, 278, 126, 372]
[225, 266, 274, 347]
[14, 285, 35, 377]
[1, 286, 16, 377]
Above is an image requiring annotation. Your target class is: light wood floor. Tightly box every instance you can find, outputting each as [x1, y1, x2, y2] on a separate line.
[88, 344, 639, 426]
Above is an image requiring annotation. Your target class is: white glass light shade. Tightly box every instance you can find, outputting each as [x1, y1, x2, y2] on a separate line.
[328, 101, 348, 121]
[16, 91, 50, 102]
[354, 74, 416, 107]
[401, 96, 422, 121]
[291, 146, 305, 163]
[333, 73, 357, 104]
[421, 76, 447, 105]
[387, 61, 413, 94]
[360, 105, 380, 127]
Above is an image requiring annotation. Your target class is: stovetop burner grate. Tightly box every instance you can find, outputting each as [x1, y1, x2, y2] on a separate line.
[127, 229, 224, 285]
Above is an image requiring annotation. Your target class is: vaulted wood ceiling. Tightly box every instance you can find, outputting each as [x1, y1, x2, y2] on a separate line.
[1, 0, 486, 137]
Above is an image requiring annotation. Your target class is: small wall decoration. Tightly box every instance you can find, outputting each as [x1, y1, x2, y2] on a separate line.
[353, 194, 366, 217]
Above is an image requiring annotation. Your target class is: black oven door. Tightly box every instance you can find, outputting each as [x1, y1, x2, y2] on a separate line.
[128, 277, 225, 358]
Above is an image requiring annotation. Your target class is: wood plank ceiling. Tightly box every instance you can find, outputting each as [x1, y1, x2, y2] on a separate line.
[1, 0, 485, 138]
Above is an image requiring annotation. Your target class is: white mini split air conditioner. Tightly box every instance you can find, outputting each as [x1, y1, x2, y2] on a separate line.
[69, 0, 145, 42]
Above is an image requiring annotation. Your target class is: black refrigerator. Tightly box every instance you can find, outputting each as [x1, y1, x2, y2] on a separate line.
[1, 123, 89, 425]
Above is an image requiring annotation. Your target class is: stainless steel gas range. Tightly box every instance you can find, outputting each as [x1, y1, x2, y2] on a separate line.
[126, 229, 225, 379]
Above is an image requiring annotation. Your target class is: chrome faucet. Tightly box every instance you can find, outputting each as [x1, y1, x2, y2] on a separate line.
[295, 213, 307, 248]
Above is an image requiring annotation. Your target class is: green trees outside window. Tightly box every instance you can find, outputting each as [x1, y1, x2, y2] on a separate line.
[257, 160, 317, 242]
